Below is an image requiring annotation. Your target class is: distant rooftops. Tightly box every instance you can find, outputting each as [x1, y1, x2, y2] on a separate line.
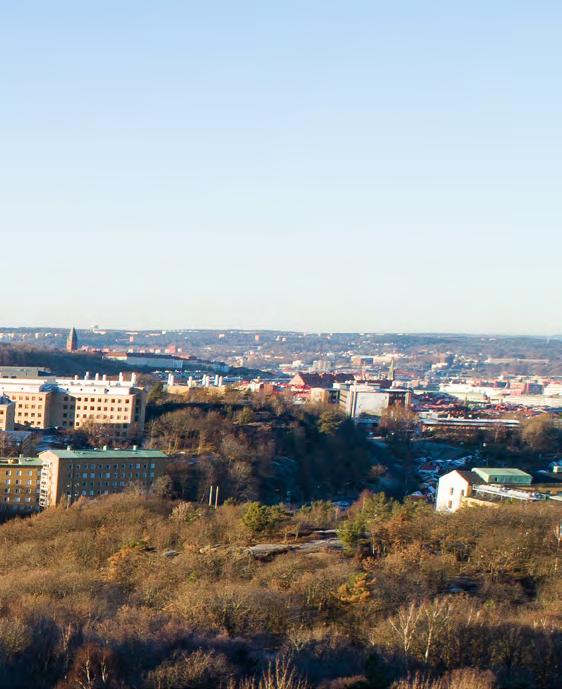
[0, 373, 141, 396]
[290, 372, 356, 388]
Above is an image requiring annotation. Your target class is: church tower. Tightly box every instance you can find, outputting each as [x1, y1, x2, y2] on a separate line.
[66, 327, 78, 352]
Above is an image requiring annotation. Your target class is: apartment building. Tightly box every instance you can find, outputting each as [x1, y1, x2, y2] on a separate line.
[0, 457, 43, 513]
[39, 447, 168, 507]
[0, 373, 146, 440]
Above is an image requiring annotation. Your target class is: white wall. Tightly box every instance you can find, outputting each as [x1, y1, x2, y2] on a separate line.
[436, 471, 470, 512]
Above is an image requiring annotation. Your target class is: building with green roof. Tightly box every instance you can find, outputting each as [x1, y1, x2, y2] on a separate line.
[472, 467, 532, 485]
[38, 447, 169, 507]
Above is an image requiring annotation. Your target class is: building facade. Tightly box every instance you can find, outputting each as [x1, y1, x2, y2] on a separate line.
[0, 397, 15, 431]
[39, 448, 168, 507]
[338, 383, 412, 419]
[0, 457, 43, 513]
[437, 467, 534, 512]
[0, 374, 146, 440]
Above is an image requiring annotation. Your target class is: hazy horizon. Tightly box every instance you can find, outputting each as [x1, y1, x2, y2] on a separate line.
[0, 323, 559, 339]
[2, 2, 561, 334]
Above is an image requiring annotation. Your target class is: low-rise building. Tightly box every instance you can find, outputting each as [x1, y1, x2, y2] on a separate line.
[472, 467, 532, 486]
[437, 467, 540, 512]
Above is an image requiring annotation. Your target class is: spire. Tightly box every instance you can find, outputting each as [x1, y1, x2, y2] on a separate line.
[66, 327, 78, 353]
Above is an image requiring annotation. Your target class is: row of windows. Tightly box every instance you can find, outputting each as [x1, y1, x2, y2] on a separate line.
[73, 406, 129, 413]
[4, 488, 37, 494]
[69, 397, 131, 404]
[74, 421, 131, 430]
[67, 463, 156, 471]
[66, 476, 153, 489]
[3, 496, 34, 503]
[4, 479, 38, 485]
[66, 413, 130, 420]
[2, 470, 36, 476]
[77, 470, 155, 478]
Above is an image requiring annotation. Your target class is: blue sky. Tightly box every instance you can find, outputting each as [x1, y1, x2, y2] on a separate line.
[1, 2, 560, 333]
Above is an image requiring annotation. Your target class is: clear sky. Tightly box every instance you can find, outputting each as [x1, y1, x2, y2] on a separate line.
[1, 2, 560, 334]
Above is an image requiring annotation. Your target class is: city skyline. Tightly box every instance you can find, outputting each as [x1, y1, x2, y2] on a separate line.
[2, 2, 561, 334]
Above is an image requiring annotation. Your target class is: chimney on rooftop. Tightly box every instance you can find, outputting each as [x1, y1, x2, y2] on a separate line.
[102, 445, 108, 451]
[66, 445, 72, 451]
[133, 445, 138, 452]
[85, 372, 90, 380]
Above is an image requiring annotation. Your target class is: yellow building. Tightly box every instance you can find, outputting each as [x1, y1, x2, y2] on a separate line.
[39, 448, 168, 507]
[0, 374, 146, 441]
[0, 457, 43, 513]
[0, 397, 15, 431]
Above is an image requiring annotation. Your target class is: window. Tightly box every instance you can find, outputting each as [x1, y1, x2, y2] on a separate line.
[449, 487, 454, 495]
[447, 500, 453, 509]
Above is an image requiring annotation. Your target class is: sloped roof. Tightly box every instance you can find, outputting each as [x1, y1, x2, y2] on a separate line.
[454, 470, 485, 485]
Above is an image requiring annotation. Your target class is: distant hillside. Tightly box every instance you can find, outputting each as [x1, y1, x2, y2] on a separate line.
[0, 345, 268, 379]
[0, 345, 124, 376]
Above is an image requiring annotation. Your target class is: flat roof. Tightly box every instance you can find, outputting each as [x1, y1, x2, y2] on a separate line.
[0, 457, 44, 466]
[473, 467, 532, 477]
[40, 449, 168, 460]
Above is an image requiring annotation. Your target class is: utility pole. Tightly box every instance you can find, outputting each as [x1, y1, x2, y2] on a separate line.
[208, 485, 220, 509]
[554, 521, 562, 573]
